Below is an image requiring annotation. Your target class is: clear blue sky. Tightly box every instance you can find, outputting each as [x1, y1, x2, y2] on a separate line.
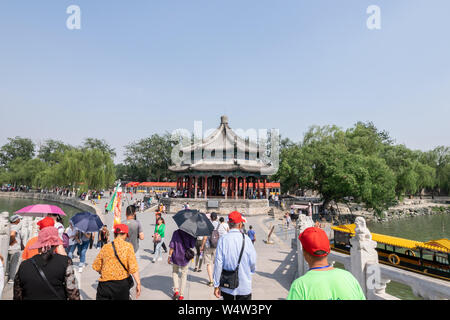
[0, 0, 449, 163]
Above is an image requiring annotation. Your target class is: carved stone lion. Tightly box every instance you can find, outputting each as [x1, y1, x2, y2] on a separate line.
[352, 216, 377, 254]
[297, 214, 314, 233]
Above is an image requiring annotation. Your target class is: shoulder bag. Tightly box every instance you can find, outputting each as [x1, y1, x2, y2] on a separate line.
[219, 232, 245, 290]
[180, 232, 195, 261]
[30, 257, 65, 300]
[153, 225, 162, 243]
[111, 242, 134, 289]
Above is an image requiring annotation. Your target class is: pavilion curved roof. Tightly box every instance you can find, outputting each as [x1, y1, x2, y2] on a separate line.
[170, 116, 273, 175]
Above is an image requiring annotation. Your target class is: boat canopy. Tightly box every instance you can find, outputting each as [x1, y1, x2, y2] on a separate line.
[332, 224, 450, 253]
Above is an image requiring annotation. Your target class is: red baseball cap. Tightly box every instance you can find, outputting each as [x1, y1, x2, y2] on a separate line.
[114, 224, 129, 235]
[37, 217, 55, 230]
[299, 227, 330, 257]
[228, 211, 247, 224]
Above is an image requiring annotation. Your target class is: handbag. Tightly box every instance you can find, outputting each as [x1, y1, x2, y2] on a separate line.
[181, 232, 195, 261]
[153, 225, 162, 243]
[111, 242, 134, 289]
[219, 232, 245, 290]
[30, 257, 65, 300]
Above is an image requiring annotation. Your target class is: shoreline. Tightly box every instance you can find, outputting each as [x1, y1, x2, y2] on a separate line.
[0, 191, 100, 217]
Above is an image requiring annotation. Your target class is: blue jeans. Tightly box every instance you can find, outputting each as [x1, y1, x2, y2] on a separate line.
[67, 244, 77, 259]
[78, 240, 90, 267]
[154, 238, 164, 260]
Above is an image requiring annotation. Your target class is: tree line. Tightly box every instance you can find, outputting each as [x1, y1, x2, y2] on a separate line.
[273, 122, 449, 214]
[1, 123, 448, 213]
[0, 137, 116, 194]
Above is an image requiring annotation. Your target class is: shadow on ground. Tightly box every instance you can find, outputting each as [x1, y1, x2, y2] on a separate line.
[140, 275, 173, 299]
[255, 248, 297, 291]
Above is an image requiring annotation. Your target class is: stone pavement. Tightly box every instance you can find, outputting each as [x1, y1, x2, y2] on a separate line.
[1, 194, 298, 300]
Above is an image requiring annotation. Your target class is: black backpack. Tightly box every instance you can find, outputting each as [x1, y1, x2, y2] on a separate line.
[209, 223, 220, 248]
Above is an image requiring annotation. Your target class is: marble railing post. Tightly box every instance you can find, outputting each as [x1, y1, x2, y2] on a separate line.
[295, 215, 314, 278]
[0, 212, 10, 273]
[349, 217, 379, 295]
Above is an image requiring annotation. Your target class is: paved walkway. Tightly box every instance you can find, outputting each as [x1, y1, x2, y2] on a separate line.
[2, 194, 297, 300]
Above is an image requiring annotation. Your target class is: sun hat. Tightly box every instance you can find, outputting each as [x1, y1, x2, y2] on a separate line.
[29, 227, 63, 250]
[37, 217, 55, 230]
[228, 211, 247, 224]
[114, 224, 129, 235]
[298, 227, 330, 257]
[9, 214, 21, 223]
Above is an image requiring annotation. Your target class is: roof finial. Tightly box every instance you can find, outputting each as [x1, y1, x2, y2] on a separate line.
[220, 115, 228, 124]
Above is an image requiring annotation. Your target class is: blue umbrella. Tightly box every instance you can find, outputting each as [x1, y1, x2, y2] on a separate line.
[70, 211, 104, 233]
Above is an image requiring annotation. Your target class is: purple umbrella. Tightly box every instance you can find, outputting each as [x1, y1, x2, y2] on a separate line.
[15, 204, 66, 218]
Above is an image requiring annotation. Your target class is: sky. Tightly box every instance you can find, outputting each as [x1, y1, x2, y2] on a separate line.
[0, 0, 449, 163]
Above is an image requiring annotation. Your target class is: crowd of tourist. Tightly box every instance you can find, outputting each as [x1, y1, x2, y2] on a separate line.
[0, 198, 365, 301]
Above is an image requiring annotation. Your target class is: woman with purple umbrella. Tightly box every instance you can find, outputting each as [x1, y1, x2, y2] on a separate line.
[70, 211, 104, 273]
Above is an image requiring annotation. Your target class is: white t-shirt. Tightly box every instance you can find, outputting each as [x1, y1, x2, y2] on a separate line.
[55, 222, 65, 240]
[65, 227, 77, 245]
[217, 222, 229, 238]
[9, 224, 22, 251]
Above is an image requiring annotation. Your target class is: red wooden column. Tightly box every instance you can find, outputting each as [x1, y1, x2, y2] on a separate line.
[235, 177, 238, 200]
[204, 175, 208, 199]
[243, 177, 246, 200]
[257, 178, 260, 199]
[194, 176, 197, 199]
[224, 176, 228, 199]
[264, 178, 268, 199]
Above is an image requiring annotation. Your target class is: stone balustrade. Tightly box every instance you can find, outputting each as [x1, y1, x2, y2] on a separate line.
[294, 215, 450, 300]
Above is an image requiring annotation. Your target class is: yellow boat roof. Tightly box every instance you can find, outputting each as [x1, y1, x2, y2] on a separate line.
[332, 224, 450, 253]
[371, 233, 422, 250]
[331, 224, 356, 235]
[418, 239, 450, 253]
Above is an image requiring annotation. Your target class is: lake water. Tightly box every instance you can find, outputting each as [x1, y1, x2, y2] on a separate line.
[366, 213, 449, 300]
[0, 197, 85, 227]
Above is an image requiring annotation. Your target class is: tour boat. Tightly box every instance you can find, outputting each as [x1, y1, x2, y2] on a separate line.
[331, 224, 450, 281]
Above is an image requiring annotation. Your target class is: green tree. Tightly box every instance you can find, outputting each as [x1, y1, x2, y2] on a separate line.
[123, 133, 175, 181]
[38, 139, 73, 164]
[82, 138, 116, 158]
[0, 137, 35, 168]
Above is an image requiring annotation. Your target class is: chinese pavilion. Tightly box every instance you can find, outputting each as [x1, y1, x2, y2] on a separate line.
[169, 115, 274, 200]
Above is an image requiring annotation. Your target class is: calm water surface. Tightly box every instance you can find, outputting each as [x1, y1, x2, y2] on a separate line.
[366, 213, 449, 300]
[0, 197, 86, 227]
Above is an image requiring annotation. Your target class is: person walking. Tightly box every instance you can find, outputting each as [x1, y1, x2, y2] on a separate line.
[47, 214, 65, 240]
[0, 254, 4, 299]
[168, 228, 196, 300]
[287, 227, 366, 300]
[124, 205, 144, 259]
[152, 217, 166, 263]
[200, 212, 219, 287]
[22, 217, 65, 261]
[77, 231, 91, 273]
[213, 211, 256, 300]
[7, 215, 23, 284]
[193, 235, 204, 272]
[65, 221, 78, 259]
[97, 225, 110, 249]
[13, 226, 80, 300]
[285, 212, 292, 229]
[92, 224, 141, 300]
[247, 225, 256, 245]
[217, 217, 229, 238]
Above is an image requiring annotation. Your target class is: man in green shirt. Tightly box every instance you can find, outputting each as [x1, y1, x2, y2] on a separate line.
[287, 227, 366, 300]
